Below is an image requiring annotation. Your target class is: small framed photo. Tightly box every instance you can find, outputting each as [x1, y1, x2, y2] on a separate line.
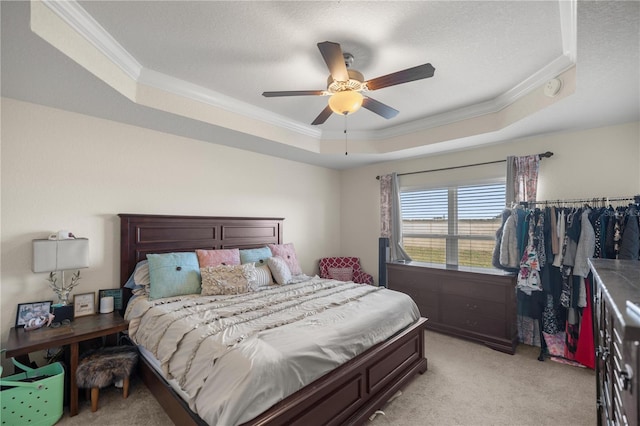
[16, 300, 53, 328]
[73, 293, 95, 317]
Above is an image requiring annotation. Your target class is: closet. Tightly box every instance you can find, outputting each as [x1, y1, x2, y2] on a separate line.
[493, 196, 639, 367]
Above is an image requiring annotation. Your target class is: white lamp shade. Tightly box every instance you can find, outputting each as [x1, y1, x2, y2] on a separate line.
[32, 238, 89, 272]
[328, 90, 363, 115]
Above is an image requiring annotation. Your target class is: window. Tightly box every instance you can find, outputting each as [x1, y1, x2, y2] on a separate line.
[400, 182, 505, 269]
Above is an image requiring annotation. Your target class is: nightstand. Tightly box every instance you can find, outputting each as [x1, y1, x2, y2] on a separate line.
[5, 312, 129, 417]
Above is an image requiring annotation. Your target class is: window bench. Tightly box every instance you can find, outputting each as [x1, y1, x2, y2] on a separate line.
[387, 262, 518, 354]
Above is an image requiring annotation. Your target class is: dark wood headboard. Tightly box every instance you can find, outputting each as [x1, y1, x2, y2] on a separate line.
[119, 214, 284, 287]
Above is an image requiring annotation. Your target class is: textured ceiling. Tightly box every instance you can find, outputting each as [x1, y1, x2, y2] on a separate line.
[77, 0, 563, 130]
[2, 1, 639, 169]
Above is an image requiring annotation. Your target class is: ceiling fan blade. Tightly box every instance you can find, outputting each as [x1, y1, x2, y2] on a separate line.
[362, 96, 399, 119]
[262, 90, 325, 97]
[317, 41, 349, 82]
[365, 63, 435, 91]
[311, 105, 333, 125]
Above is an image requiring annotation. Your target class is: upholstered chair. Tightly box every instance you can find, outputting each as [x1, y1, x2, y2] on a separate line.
[318, 257, 374, 285]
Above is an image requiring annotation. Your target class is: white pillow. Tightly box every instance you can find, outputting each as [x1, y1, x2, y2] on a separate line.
[267, 256, 292, 285]
[248, 264, 274, 291]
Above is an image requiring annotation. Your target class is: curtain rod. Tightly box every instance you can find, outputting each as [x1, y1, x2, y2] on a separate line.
[375, 151, 554, 180]
[519, 195, 640, 207]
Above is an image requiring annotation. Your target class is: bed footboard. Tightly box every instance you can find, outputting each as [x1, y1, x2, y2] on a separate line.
[245, 317, 428, 426]
[139, 317, 427, 426]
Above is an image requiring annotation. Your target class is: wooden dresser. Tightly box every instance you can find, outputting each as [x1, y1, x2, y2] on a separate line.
[387, 262, 518, 354]
[589, 259, 640, 426]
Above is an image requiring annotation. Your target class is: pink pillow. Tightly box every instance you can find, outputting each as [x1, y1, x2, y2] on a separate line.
[328, 267, 353, 282]
[267, 243, 302, 275]
[196, 249, 240, 267]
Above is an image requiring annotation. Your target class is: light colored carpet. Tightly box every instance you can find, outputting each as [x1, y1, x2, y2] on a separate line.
[56, 330, 595, 425]
[371, 331, 595, 426]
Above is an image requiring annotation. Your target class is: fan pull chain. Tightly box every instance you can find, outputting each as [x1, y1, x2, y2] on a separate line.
[344, 113, 348, 156]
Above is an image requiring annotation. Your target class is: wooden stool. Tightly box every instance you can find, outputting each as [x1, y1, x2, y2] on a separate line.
[76, 346, 138, 412]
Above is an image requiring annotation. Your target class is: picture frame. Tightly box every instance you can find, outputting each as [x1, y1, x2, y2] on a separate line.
[98, 288, 123, 311]
[73, 292, 95, 317]
[15, 300, 53, 328]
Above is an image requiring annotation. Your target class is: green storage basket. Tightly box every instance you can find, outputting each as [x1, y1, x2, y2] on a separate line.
[0, 357, 64, 426]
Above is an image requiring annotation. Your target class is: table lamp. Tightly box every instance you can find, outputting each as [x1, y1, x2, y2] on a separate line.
[33, 234, 89, 305]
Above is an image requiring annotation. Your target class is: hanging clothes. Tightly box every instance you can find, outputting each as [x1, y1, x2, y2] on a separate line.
[495, 196, 637, 368]
[517, 217, 542, 295]
[492, 209, 515, 271]
[499, 210, 520, 269]
[574, 208, 596, 277]
[619, 204, 639, 259]
[552, 209, 565, 267]
[574, 277, 595, 369]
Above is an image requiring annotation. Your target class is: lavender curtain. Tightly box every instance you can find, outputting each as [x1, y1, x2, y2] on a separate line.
[380, 173, 412, 262]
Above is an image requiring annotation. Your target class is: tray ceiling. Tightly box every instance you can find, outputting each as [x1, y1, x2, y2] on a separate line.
[2, 1, 638, 168]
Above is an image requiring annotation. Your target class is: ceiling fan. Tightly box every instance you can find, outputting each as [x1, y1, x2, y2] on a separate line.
[262, 41, 435, 125]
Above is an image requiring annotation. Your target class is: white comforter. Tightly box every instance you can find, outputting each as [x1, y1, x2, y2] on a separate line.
[125, 277, 420, 426]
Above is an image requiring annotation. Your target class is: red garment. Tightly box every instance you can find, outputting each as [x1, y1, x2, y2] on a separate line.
[574, 277, 596, 369]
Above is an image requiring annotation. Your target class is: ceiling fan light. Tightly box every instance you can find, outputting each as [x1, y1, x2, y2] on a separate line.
[328, 90, 363, 115]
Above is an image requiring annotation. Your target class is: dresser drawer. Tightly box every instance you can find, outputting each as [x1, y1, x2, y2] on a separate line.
[389, 280, 438, 315]
[387, 265, 440, 290]
[622, 341, 639, 425]
[441, 308, 506, 337]
[441, 279, 508, 303]
[441, 294, 506, 321]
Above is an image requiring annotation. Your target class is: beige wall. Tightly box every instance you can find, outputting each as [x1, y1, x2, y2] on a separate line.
[341, 121, 640, 281]
[0, 98, 341, 368]
[2, 97, 638, 371]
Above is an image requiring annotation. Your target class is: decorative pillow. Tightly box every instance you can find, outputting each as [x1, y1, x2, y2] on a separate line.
[267, 243, 302, 275]
[196, 249, 240, 267]
[147, 252, 201, 300]
[134, 260, 150, 285]
[248, 264, 274, 291]
[267, 256, 292, 285]
[328, 267, 354, 282]
[240, 247, 272, 267]
[123, 260, 151, 296]
[201, 263, 257, 296]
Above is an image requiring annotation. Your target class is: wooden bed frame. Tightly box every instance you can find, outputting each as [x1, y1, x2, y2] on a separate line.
[119, 214, 428, 426]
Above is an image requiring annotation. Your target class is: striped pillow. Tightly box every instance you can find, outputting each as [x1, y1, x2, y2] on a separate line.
[248, 265, 274, 291]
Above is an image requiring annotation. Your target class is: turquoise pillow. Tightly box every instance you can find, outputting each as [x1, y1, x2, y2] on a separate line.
[239, 247, 272, 266]
[147, 252, 201, 300]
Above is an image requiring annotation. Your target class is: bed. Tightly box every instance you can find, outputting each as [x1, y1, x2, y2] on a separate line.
[119, 213, 428, 426]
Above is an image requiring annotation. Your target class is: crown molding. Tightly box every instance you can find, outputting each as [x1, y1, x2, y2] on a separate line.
[39, 0, 320, 139]
[138, 69, 321, 138]
[559, 0, 578, 62]
[39, 0, 577, 145]
[41, 0, 142, 81]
